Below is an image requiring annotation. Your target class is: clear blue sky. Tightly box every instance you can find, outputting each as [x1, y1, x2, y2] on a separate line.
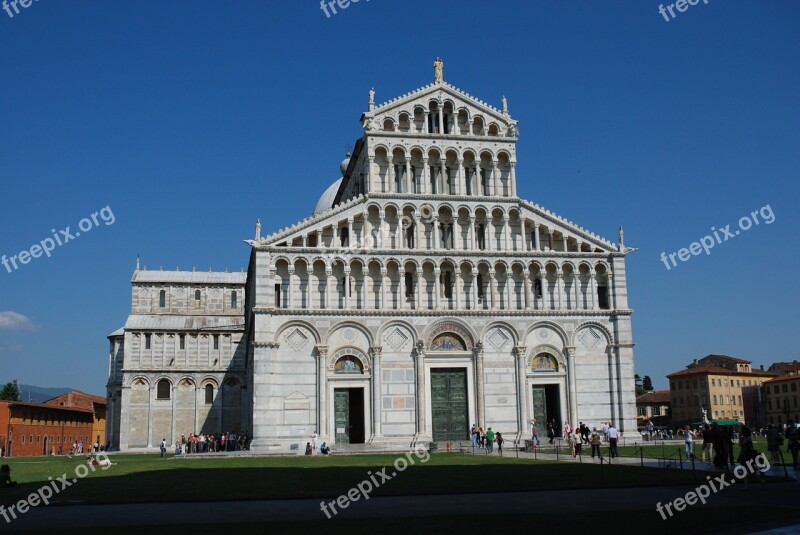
[1, 1, 798, 394]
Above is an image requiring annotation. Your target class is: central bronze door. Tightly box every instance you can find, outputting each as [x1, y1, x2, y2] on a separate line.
[431, 368, 469, 441]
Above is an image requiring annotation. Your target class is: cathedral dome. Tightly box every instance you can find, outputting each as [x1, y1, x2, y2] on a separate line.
[340, 152, 351, 174]
[312, 177, 343, 216]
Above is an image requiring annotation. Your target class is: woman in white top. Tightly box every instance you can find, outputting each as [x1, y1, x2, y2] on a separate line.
[684, 425, 696, 460]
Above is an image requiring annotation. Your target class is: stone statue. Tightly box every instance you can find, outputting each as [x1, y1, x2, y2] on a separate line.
[701, 407, 709, 424]
[501, 95, 508, 114]
[368, 87, 375, 110]
[364, 117, 376, 131]
[433, 57, 444, 83]
[255, 218, 261, 241]
[618, 226, 625, 249]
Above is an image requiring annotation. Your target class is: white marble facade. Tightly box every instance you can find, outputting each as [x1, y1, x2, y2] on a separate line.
[108, 63, 638, 452]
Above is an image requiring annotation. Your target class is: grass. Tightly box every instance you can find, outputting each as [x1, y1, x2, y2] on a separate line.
[0, 451, 706, 507]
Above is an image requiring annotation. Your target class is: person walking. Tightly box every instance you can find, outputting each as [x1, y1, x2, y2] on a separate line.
[590, 432, 601, 458]
[486, 427, 495, 453]
[547, 421, 555, 445]
[311, 430, 319, 454]
[684, 425, 695, 461]
[765, 424, 784, 466]
[496, 432, 504, 454]
[607, 423, 619, 458]
[786, 426, 799, 470]
[738, 426, 765, 487]
[700, 425, 714, 463]
[160, 438, 167, 458]
[531, 422, 540, 447]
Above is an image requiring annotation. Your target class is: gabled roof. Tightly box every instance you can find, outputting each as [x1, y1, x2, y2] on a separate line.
[132, 270, 246, 285]
[699, 354, 751, 364]
[124, 315, 244, 332]
[769, 361, 800, 374]
[667, 365, 778, 378]
[368, 81, 513, 126]
[636, 390, 671, 404]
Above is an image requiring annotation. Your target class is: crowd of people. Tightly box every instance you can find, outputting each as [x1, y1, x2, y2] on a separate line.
[162, 431, 251, 456]
[469, 425, 505, 453]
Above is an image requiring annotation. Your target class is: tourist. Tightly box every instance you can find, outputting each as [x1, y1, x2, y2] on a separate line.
[0, 464, 17, 487]
[320, 442, 330, 455]
[711, 423, 727, 468]
[160, 438, 167, 458]
[601, 421, 609, 442]
[737, 426, 765, 487]
[305, 442, 313, 455]
[607, 423, 619, 458]
[311, 430, 319, 453]
[786, 425, 799, 470]
[496, 432, 504, 454]
[486, 427, 495, 453]
[590, 432, 602, 458]
[479, 428, 486, 449]
[683, 425, 695, 461]
[580, 422, 590, 445]
[563, 422, 572, 441]
[700, 425, 714, 463]
[547, 421, 555, 445]
[766, 424, 784, 466]
[572, 429, 582, 458]
[531, 422, 540, 447]
[725, 426, 736, 468]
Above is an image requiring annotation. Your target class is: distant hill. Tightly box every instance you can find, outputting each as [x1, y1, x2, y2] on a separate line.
[2, 383, 73, 403]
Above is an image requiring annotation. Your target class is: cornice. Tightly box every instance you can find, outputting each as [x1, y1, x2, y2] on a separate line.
[252, 308, 632, 318]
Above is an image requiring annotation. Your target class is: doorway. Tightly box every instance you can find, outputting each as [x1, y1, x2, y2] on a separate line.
[333, 388, 365, 444]
[431, 368, 469, 441]
[531, 384, 561, 431]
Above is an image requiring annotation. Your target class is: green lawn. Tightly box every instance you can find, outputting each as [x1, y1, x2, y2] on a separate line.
[0, 452, 705, 507]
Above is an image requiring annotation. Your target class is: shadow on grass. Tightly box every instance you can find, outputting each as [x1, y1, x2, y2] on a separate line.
[1, 460, 708, 507]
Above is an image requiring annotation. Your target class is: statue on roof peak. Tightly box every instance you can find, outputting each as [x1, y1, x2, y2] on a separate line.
[433, 57, 444, 84]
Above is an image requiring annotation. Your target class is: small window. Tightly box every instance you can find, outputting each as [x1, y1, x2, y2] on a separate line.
[205, 384, 214, 404]
[231, 291, 238, 309]
[711, 378, 715, 387]
[157, 379, 171, 400]
[275, 284, 282, 308]
[534, 278, 542, 299]
[597, 286, 609, 309]
[145, 334, 151, 350]
[159, 290, 166, 308]
[194, 289, 201, 308]
[783, 384, 789, 393]
[179, 334, 185, 350]
[213, 335, 220, 350]
[21, 435, 25, 444]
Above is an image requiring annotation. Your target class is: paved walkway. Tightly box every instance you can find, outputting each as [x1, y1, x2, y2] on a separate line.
[5, 481, 800, 531]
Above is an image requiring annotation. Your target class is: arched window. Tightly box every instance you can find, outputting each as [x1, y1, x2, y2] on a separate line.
[194, 289, 201, 308]
[156, 379, 171, 400]
[477, 274, 485, 299]
[442, 271, 452, 299]
[231, 291, 237, 309]
[159, 290, 166, 308]
[534, 279, 543, 299]
[410, 166, 417, 193]
[597, 285, 609, 309]
[406, 225, 415, 249]
[481, 168, 489, 195]
[404, 272, 414, 298]
[477, 224, 486, 250]
[204, 384, 214, 404]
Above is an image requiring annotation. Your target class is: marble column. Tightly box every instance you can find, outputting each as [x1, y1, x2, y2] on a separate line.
[566, 347, 578, 430]
[370, 346, 382, 438]
[432, 215, 440, 250]
[433, 268, 441, 310]
[326, 269, 333, 310]
[454, 158, 463, 195]
[514, 346, 528, 435]
[519, 216, 526, 251]
[533, 224, 540, 251]
[589, 268, 597, 310]
[474, 342, 486, 428]
[503, 215, 510, 251]
[415, 342, 427, 437]
[367, 156, 374, 192]
[491, 159, 499, 196]
[522, 269, 530, 309]
[344, 267, 351, 309]
[455, 272, 462, 310]
[380, 268, 387, 310]
[489, 269, 497, 310]
[469, 215, 476, 250]
[505, 272, 513, 310]
[510, 162, 517, 197]
[316, 346, 329, 439]
[421, 158, 428, 194]
[287, 267, 295, 309]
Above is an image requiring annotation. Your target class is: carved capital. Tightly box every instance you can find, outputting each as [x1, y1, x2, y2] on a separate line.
[513, 345, 528, 359]
[565, 346, 576, 358]
[415, 340, 426, 356]
[369, 346, 383, 358]
[472, 340, 485, 358]
[316, 345, 329, 358]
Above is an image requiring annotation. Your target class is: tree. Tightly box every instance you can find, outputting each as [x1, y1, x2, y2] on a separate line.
[642, 375, 654, 392]
[0, 382, 20, 401]
[634, 374, 646, 396]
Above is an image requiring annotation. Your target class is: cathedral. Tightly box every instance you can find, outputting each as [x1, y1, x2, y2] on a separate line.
[106, 60, 638, 452]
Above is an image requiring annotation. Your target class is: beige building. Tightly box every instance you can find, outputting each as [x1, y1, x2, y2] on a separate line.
[636, 390, 671, 427]
[667, 355, 777, 425]
[763, 373, 800, 427]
